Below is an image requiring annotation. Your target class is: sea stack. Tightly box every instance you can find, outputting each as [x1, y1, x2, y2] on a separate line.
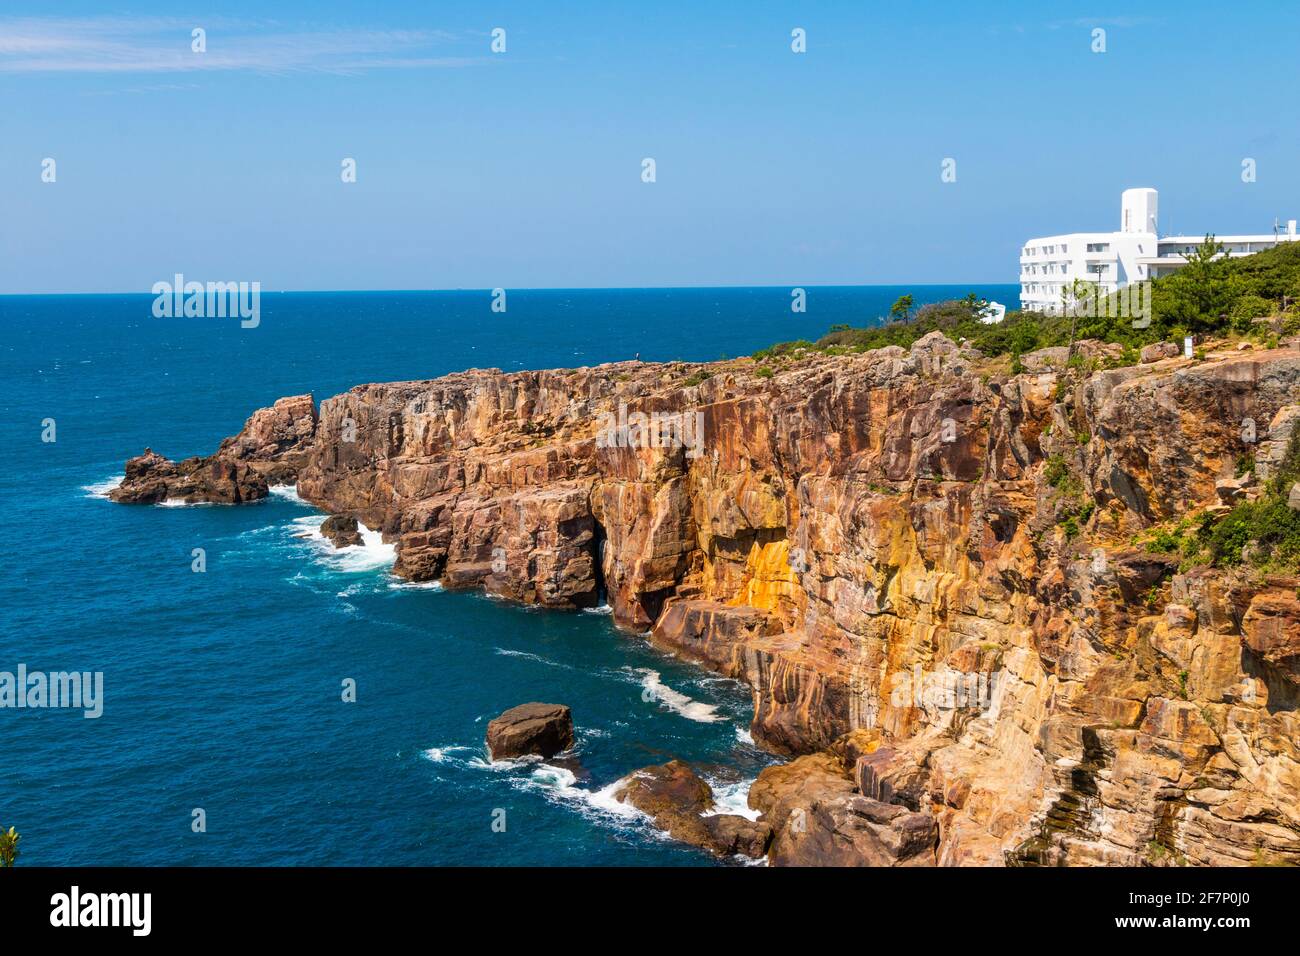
[485, 703, 574, 760]
[320, 514, 363, 548]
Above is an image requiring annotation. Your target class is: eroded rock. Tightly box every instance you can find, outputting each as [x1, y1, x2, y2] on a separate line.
[110, 341, 1300, 867]
[110, 448, 268, 504]
[609, 761, 772, 859]
[485, 703, 574, 760]
[769, 795, 939, 867]
[320, 514, 363, 548]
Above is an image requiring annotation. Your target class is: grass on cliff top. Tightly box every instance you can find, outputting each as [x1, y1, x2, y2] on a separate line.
[755, 240, 1300, 365]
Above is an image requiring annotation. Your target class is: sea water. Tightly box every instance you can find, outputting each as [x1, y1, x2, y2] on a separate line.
[0, 285, 1015, 865]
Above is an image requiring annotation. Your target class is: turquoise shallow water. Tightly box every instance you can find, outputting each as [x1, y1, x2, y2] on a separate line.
[0, 285, 1015, 865]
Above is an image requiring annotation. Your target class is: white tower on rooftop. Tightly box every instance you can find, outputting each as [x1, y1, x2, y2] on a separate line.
[1121, 187, 1158, 234]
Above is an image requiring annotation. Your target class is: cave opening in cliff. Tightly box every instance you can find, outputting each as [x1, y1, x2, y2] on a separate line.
[591, 517, 609, 608]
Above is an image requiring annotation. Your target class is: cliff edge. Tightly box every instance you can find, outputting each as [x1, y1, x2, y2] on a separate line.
[112, 334, 1300, 866]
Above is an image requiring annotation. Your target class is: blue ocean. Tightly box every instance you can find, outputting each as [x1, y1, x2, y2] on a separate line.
[0, 285, 1016, 866]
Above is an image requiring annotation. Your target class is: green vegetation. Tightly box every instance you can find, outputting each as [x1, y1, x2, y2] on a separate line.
[1201, 498, 1300, 570]
[1252, 848, 1297, 867]
[755, 240, 1300, 364]
[751, 241, 1300, 572]
[1042, 453, 1092, 537]
[0, 826, 18, 867]
[1043, 454, 1070, 488]
[683, 370, 712, 387]
[1146, 840, 1187, 866]
[1199, 427, 1300, 571]
[1135, 429, 1300, 573]
[890, 294, 914, 323]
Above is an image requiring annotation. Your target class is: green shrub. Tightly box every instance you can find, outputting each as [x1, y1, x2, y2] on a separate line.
[1204, 499, 1300, 569]
[1043, 455, 1069, 488]
[0, 826, 18, 867]
[1145, 528, 1182, 554]
[1230, 295, 1275, 329]
[1268, 426, 1300, 496]
[758, 242, 1300, 364]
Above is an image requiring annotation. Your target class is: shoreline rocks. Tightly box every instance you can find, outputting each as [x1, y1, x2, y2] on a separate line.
[108, 394, 318, 506]
[109, 448, 269, 504]
[485, 703, 574, 760]
[609, 760, 772, 860]
[108, 343, 1300, 866]
[320, 514, 363, 548]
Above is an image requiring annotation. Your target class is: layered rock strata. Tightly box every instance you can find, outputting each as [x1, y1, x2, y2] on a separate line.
[111, 338, 1300, 866]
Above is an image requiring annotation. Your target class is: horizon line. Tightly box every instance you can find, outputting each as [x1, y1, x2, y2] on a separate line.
[0, 280, 1016, 298]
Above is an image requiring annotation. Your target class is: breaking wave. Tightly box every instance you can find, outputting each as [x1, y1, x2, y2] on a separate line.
[82, 474, 123, 499]
[634, 668, 725, 723]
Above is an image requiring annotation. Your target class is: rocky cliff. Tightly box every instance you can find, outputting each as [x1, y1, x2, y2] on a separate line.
[112, 334, 1300, 866]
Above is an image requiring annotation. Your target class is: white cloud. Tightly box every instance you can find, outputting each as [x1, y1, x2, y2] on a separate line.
[0, 16, 485, 74]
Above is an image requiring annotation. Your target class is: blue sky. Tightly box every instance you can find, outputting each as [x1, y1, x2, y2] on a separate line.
[2, 2, 1298, 292]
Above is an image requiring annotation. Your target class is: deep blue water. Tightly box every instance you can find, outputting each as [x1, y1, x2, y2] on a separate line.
[0, 285, 1016, 865]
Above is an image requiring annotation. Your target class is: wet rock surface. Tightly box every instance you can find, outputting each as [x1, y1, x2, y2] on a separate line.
[609, 760, 771, 859]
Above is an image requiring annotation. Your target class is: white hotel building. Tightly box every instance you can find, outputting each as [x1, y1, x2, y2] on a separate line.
[1019, 188, 1298, 314]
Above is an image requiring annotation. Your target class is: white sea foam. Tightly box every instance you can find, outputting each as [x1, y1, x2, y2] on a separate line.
[702, 776, 761, 821]
[268, 484, 307, 504]
[387, 578, 443, 591]
[582, 603, 613, 615]
[420, 745, 655, 836]
[636, 668, 724, 723]
[494, 648, 573, 670]
[82, 475, 123, 499]
[735, 726, 755, 746]
[289, 515, 396, 572]
[528, 768, 662, 836]
[422, 745, 478, 765]
[422, 744, 528, 773]
[582, 779, 648, 822]
[528, 764, 578, 790]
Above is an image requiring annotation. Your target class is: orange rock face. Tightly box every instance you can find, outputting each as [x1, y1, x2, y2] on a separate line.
[114, 340, 1300, 865]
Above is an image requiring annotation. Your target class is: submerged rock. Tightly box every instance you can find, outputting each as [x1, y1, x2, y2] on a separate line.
[485, 703, 574, 760]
